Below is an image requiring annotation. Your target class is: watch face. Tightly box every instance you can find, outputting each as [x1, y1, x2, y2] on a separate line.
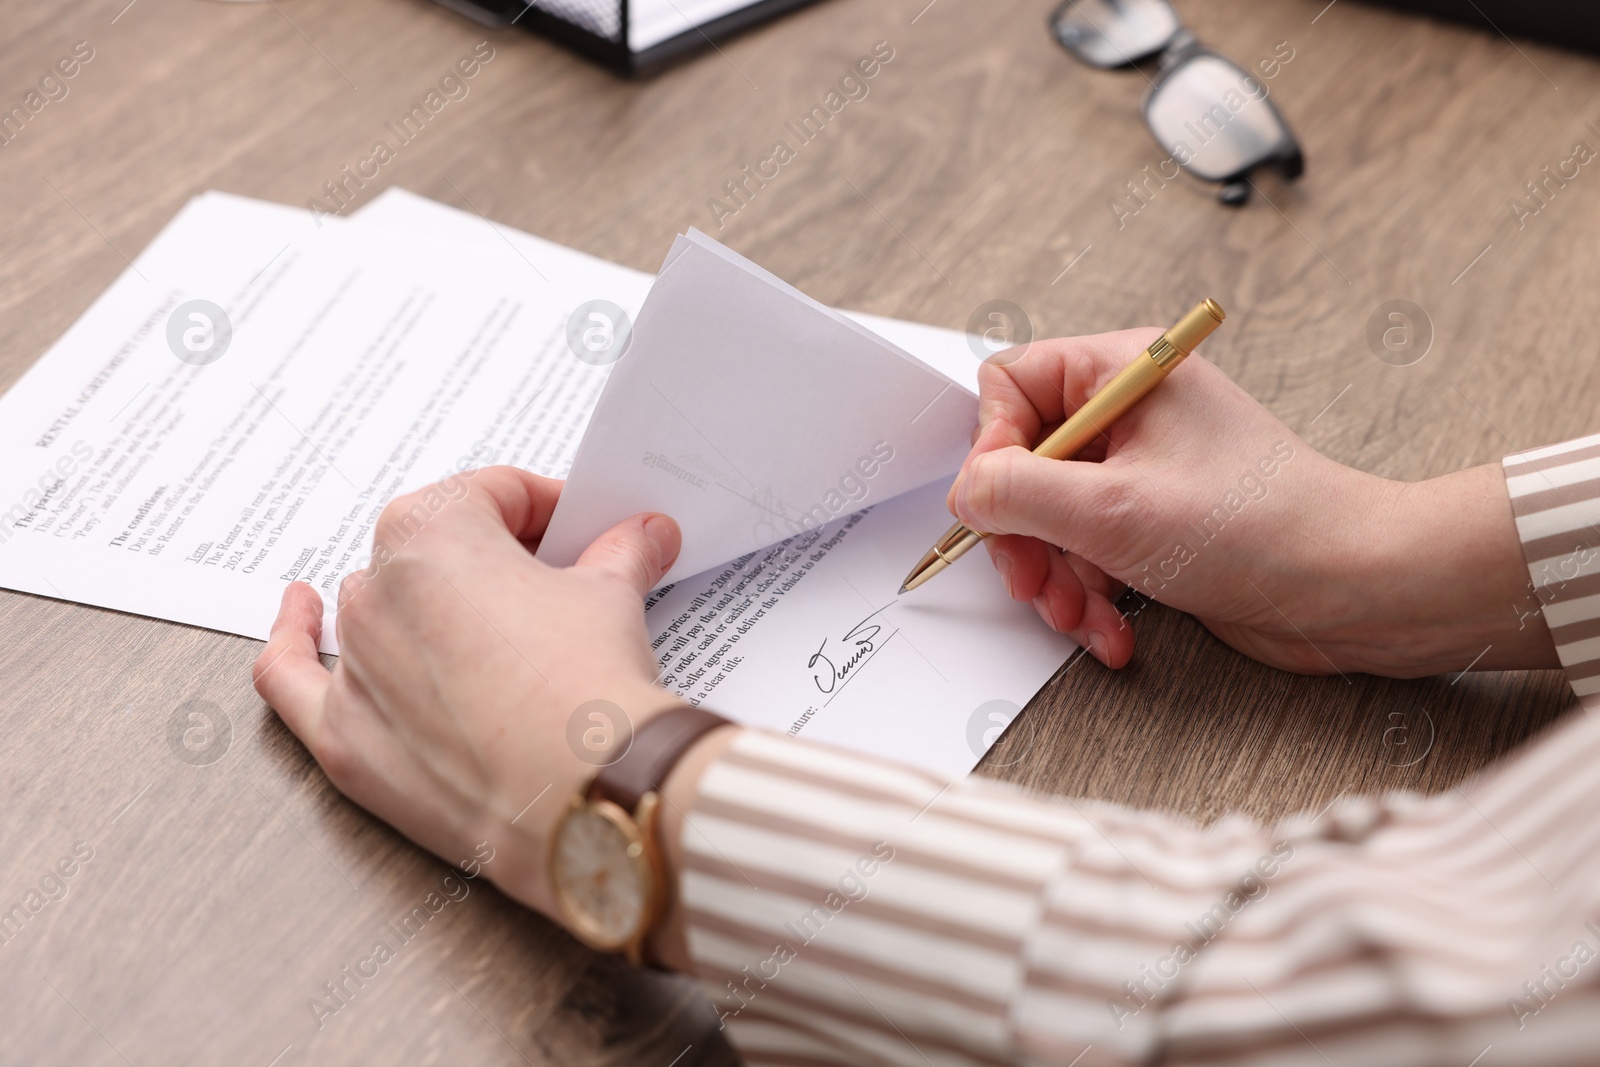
[552, 799, 652, 952]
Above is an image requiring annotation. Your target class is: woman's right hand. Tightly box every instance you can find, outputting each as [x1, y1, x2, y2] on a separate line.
[947, 329, 1558, 678]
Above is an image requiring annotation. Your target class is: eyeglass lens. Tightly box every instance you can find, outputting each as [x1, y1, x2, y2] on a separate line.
[1144, 54, 1291, 182]
[1052, 0, 1182, 68]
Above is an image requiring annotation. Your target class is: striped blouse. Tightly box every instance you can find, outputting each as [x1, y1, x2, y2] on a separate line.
[679, 433, 1600, 1066]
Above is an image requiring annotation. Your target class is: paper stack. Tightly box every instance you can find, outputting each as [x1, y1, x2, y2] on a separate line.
[0, 189, 1077, 776]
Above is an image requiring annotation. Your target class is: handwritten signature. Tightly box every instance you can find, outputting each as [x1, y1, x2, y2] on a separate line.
[808, 607, 890, 694]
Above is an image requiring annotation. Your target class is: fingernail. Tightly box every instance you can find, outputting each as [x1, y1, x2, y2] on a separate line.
[1087, 631, 1108, 664]
[643, 515, 676, 560]
[1034, 594, 1061, 633]
[996, 551, 1015, 598]
[952, 476, 971, 525]
[953, 457, 979, 527]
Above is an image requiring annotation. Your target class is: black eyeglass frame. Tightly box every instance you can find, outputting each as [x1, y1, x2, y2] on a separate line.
[1048, 1, 1305, 206]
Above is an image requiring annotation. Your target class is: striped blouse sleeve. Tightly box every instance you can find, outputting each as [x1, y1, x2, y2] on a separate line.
[677, 437, 1600, 1067]
[1503, 432, 1600, 711]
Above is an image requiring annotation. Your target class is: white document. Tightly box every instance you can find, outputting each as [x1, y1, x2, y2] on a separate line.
[628, 0, 760, 52]
[0, 193, 616, 654]
[638, 480, 1079, 775]
[513, 0, 754, 53]
[0, 190, 1076, 776]
[534, 230, 979, 583]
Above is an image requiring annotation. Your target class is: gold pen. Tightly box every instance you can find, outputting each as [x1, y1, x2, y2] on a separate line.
[898, 299, 1226, 595]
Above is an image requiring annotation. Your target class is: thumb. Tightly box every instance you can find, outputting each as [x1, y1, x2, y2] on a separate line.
[573, 513, 682, 595]
[951, 446, 1139, 561]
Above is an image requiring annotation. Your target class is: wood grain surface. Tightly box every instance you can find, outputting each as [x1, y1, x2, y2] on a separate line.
[0, 0, 1591, 1062]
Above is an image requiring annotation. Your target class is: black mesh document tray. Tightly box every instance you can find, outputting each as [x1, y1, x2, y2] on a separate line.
[433, 0, 823, 74]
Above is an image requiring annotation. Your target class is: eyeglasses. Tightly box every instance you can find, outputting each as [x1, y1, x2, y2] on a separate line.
[1049, 0, 1304, 205]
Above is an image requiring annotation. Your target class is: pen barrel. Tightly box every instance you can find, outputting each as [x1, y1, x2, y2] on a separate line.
[1033, 351, 1170, 461]
[935, 521, 985, 563]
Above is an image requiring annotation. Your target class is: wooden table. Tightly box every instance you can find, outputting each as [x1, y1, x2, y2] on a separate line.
[1, 0, 1590, 1061]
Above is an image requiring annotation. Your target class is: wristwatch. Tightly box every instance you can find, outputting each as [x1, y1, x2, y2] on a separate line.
[549, 704, 730, 965]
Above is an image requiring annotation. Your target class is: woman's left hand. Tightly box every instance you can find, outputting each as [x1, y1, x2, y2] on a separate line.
[252, 466, 684, 919]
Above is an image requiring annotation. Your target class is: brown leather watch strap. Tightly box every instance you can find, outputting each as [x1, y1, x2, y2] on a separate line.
[590, 705, 730, 812]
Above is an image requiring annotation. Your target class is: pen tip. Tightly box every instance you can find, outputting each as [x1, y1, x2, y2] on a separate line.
[896, 583, 909, 596]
